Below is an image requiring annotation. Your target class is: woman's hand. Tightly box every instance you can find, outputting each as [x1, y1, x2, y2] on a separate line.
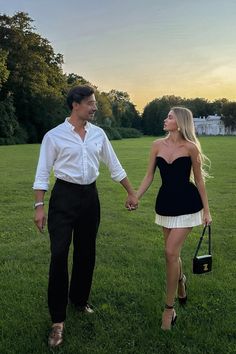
[125, 193, 139, 211]
[203, 210, 212, 226]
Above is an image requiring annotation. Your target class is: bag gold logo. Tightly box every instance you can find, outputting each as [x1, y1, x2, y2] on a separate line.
[203, 263, 208, 271]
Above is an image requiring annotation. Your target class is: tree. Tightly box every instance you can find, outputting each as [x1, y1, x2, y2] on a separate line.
[0, 49, 9, 88]
[108, 90, 129, 127]
[0, 13, 143, 144]
[222, 102, 236, 129]
[210, 98, 228, 116]
[0, 12, 66, 142]
[66, 73, 91, 87]
[185, 98, 211, 117]
[94, 91, 113, 126]
[107, 90, 140, 128]
[0, 95, 26, 144]
[142, 95, 183, 135]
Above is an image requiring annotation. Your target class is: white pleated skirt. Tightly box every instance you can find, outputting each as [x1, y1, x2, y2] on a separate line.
[155, 210, 203, 228]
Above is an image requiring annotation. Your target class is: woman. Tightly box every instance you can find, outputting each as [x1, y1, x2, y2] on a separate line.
[136, 107, 212, 330]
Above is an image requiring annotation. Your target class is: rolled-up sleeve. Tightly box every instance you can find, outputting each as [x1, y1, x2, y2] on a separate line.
[33, 134, 57, 190]
[100, 133, 127, 182]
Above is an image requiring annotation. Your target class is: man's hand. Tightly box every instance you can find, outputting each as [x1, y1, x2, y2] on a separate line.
[34, 206, 47, 233]
[125, 193, 139, 211]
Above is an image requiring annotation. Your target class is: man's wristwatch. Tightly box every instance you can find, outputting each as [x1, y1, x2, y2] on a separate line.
[34, 202, 44, 209]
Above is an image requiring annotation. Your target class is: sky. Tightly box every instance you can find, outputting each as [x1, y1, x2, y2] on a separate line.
[1, 0, 236, 112]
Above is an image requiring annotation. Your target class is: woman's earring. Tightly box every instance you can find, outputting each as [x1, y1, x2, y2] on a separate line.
[177, 127, 181, 132]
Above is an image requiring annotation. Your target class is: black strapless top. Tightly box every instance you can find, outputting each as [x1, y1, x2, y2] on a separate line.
[155, 156, 203, 216]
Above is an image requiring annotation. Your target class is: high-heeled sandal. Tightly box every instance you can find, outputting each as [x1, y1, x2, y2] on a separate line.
[161, 304, 177, 330]
[178, 274, 187, 305]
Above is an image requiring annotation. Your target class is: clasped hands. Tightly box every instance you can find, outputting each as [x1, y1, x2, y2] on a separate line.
[125, 192, 139, 211]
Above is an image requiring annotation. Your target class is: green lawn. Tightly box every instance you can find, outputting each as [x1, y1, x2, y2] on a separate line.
[0, 136, 235, 354]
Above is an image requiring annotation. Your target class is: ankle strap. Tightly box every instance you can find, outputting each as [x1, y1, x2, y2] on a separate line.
[165, 304, 174, 309]
[179, 274, 186, 282]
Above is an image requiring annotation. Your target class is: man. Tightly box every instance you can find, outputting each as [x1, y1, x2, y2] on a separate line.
[33, 85, 138, 348]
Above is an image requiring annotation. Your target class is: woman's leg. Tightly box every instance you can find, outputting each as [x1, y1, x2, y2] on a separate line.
[164, 227, 191, 305]
[161, 227, 192, 329]
[178, 257, 187, 299]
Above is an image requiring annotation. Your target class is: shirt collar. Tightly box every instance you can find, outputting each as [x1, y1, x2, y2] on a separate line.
[65, 117, 91, 132]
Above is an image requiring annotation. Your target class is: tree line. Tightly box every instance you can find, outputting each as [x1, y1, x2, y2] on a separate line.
[0, 12, 236, 145]
[142, 96, 236, 136]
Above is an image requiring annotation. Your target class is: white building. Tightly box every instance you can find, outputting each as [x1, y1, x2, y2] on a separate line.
[193, 114, 236, 135]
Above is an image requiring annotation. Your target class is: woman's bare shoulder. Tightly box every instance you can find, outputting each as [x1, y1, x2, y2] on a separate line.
[152, 137, 167, 147]
[150, 138, 166, 154]
[185, 140, 198, 152]
[185, 141, 200, 160]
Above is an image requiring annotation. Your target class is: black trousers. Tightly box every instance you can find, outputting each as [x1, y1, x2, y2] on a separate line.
[47, 179, 100, 323]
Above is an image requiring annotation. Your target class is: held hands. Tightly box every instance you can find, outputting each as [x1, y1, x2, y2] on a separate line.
[34, 206, 47, 233]
[125, 192, 139, 211]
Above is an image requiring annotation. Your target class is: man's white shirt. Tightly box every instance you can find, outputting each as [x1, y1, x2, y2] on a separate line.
[33, 118, 127, 190]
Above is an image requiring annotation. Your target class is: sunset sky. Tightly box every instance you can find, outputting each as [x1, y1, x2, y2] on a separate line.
[1, 0, 236, 112]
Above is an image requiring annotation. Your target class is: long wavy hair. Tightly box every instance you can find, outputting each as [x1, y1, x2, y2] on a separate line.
[170, 106, 211, 180]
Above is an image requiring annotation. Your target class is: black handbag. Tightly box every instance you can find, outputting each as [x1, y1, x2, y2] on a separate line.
[193, 225, 212, 274]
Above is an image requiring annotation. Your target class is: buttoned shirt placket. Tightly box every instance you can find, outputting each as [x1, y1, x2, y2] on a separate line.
[72, 123, 89, 185]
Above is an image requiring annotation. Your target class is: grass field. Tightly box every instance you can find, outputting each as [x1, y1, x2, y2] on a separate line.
[0, 136, 235, 354]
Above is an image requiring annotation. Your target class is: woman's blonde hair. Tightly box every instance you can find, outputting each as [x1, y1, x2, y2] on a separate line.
[170, 106, 211, 180]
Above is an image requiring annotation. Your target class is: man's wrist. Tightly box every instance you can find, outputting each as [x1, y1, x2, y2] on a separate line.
[34, 201, 44, 209]
[128, 189, 136, 196]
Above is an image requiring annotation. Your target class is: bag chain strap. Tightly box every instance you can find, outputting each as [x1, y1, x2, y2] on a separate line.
[194, 225, 211, 258]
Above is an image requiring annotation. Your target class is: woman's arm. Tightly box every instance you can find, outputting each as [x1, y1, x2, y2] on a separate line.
[136, 141, 159, 200]
[190, 144, 212, 225]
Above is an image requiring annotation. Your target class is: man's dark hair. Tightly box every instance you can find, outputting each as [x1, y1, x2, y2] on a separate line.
[66, 85, 95, 110]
